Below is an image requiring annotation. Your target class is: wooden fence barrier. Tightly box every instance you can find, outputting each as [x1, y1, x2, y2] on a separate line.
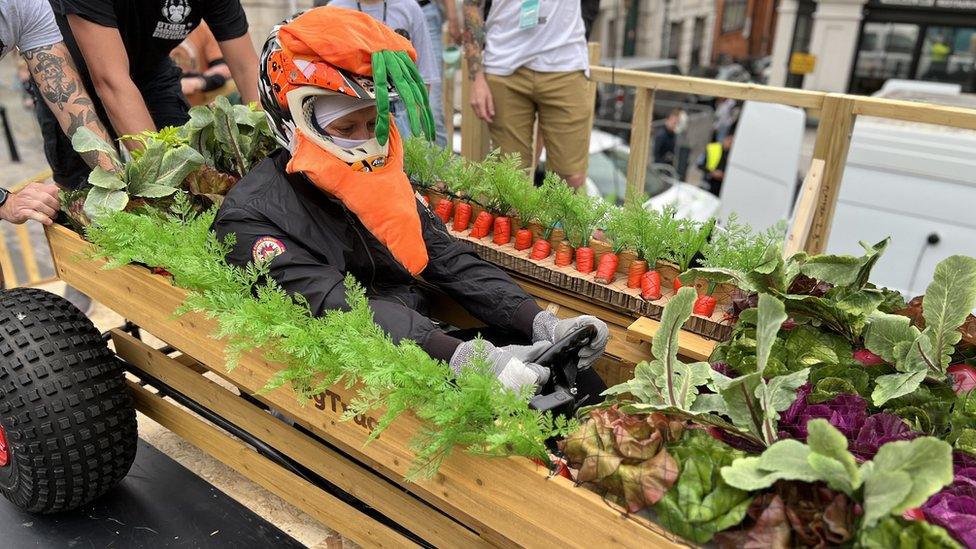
[459, 45, 976, 254]
[0, 169, 57, 289]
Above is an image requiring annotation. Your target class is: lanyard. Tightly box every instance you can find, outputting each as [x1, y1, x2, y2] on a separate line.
[356, 0, 388, 24]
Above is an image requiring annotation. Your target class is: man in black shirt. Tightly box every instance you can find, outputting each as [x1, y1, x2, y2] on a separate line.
[36, 0, 259, 189]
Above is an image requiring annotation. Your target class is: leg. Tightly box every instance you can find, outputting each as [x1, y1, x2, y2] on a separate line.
[485, 68, 536, 169]
[421, 2, 447, 147]
[535, 70, 591, 189]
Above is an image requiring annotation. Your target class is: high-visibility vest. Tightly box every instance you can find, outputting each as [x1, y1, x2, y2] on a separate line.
[932, 42, 950, 63]
[705, 142, 724, 172]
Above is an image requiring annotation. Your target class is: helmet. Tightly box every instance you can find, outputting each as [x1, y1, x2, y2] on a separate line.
[258, 13, 396, 165]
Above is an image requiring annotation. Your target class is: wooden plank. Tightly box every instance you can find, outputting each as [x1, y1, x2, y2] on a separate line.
[9, 169, 53, 193]
[128, 381, 419, 549]
[625, 88, 655, 204]
[460, 58, 490, 162]
[626, 317, 717, 362]
[805, 94, 857, 255]
[114, 330, 488, 548]
[784, 159, 825, 257]
[0, 225, 18, 288]
[589, 66, 825, 110]
[853, 95, 976, 131]
[14, 224, 41, 284]
[47, 224, 686, 549]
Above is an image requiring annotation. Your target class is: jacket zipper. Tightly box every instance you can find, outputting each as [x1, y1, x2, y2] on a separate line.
[344, 207, 378, 294]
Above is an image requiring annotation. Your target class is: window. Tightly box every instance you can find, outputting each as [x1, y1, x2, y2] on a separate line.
[851, 23, 920, 95]
[915, 26, 976, 92]
[667, 21, 682, 60]
[691, 17, 707, 68]
[722, 0, 747, 34]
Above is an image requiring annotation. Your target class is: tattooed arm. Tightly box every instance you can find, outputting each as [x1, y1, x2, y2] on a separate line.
[462, 0, 494, 122]
[21, 42, 116, 171]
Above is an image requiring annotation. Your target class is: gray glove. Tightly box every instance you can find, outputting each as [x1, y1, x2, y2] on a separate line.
[532, 311, 609, 370]
[449, 340, 552, 393]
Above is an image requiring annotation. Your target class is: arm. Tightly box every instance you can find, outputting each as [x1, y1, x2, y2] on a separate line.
[66, 15, 155, 146]
[440, 0, 461, 44]
[21, 42, 116, 171]
[417, 202, 542, 338]
[461, 0, 493, 122]
[217, 33, 259, 105]
[213, 207, 463, 361]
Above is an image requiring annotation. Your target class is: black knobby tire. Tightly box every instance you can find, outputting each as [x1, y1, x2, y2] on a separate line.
[0, 288, 137, 513]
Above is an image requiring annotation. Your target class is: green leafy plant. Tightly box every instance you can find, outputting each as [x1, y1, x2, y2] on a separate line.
[700, 214, 784, 272]
[403, 136, 455, 189]
[532, 172, 574, 237]
[720, 418, 953, 529]
[603, 199, 671, 261]
[71, 127, 204, 221]
[179, 96, 275, 178]
[85, 205, 573, 478]
[865, 255, 976, 406]
[560, 191, 609, 248]
[666, 217, 715, 271]
[480, 152, 534, 215]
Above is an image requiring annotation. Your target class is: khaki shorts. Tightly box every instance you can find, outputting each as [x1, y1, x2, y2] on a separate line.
[486, 68, 590, 177]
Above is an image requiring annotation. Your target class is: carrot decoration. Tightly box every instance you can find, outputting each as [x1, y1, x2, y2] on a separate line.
[514, 229, 534, 251]
[470, 211, 494, 238]
[575, 247, 595, 274]
[530, 239, 552, 260]
[452, 202, 473, 231]
[627, 260, 648, 289]
[595, 252, 619, 284]
[640, 271, 662, 300]
[673, 276, 683, 291]
[433, 198, 453, 224]
[554, 241, 574, 267]
[493, 216, 512, 245]
[694, 295, 718, 317]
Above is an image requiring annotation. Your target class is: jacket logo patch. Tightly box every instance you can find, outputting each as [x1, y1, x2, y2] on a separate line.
[252, 237, 286, 263]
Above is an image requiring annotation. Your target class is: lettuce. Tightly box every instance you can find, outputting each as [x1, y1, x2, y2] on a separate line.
[858, 516, 961, 549]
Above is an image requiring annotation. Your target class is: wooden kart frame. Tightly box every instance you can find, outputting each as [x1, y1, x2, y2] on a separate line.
[46, 224, 711, 548]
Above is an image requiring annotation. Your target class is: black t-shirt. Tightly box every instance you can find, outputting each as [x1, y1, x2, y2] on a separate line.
[50, 0, 248, 83]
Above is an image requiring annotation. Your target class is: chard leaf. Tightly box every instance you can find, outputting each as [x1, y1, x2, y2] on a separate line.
[800, 239, 888, 288]
[70, 127, 122, 169]
[861, 436, 953, 526]
[922, 255, 976, 372]
[213, 96, 246, 174]
[652, 287, 706, 409]
[756, 294, 787, 376]
[87, 167, 125, 190]
[871, 370, 928, 406]
[83, 187, 128, 219]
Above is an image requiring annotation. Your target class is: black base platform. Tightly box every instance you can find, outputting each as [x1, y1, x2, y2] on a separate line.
[0, 439, 305, 548]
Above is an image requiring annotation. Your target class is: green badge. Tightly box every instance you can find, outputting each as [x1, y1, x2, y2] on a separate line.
[519, 0, 540, 29]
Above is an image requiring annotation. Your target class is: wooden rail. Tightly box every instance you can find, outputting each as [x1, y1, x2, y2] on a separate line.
[459, 46, 976, 254]
[0, 169, 57, 289]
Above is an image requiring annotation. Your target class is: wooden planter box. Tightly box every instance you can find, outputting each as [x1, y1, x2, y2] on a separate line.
[45, 224, 694, 548]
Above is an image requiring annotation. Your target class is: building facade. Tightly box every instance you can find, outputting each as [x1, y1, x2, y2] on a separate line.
[770, 0, 976, 94]
[711, 0, 779, 64]
[591, 0, 717, 73]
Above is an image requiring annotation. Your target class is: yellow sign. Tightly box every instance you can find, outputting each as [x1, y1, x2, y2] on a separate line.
[789, 53, 817, 75]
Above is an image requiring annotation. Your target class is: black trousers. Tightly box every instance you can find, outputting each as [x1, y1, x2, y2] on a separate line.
[32, 60, 190, 190]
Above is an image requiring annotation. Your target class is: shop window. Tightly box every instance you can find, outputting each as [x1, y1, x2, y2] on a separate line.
[722, 0, 747, 34]
[851, 23, 919, 95]
[667, 21, 683, 60]
[691, 17, 706, 68]
[916, 26, 976, 93]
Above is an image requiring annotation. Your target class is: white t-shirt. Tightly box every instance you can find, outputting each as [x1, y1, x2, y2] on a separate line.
[0, 0, 62, 61]
[483, 0, 588, 76]
[326, 1, 440, 85]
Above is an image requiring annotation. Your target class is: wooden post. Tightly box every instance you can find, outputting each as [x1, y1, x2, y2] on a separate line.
[804, 94, 857, 255]
[0, 226, 17, 289]
[15, 224, 41, 284]
[624, 87, 656, 204]
[784, 159, 825, 257]
[443, 66, 455, 148]
[584, 42, 602, 142]
[460, 58, 490, 162]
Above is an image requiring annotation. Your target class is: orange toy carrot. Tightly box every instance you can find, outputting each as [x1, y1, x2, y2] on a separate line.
[452, 202, 473, 231]
[627, 260, 648, 289]
[641, 271, 662, 300]
[554, 241, 575, 267]
[514, 229, 534, 251]
[575, 247, 595, 274]
[595, 251, 619, 284]
[493, 216, 512, 245]
[530, 239, 552, 260]
[470, 211, 494, 238]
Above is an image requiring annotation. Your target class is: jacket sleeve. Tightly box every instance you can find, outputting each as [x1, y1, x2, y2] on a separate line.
[417, 201, 543, 340]
[213, 205, 463, 361]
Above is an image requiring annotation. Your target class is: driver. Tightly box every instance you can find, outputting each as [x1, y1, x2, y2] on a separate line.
[213, 8, 609, 396]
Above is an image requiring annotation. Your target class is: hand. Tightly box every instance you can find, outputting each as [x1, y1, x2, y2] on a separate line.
[470, 72, 494, 123]
[181, 76, 204, 97]
[0, 182, 60, 225]
[533, 312, 610, 370]
[450, 340, 550, 393]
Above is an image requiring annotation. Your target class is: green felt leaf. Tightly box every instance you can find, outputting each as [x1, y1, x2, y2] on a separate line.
[866, 313, 923, 365]
[872, 370, 929, 406]
[83, 187, 128, 219]
[712, 371, 763, 439]
[133, 184, 179, 199]
[155, 145, 205, 189]
[87, 167, 125, 190]
[808, 452, 856, 494]
[720, 439, 820, 491]
[923, 255, 976, 371]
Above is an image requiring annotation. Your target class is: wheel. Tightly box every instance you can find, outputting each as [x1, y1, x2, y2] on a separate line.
[0, 288, 137, 513]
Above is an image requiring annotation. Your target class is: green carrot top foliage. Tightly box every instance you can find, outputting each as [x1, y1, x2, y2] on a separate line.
[403, 136, 454, 188]
[666, 215, 716, 271]
[700, 214, 785, 272]
[560, 190, 609, 248]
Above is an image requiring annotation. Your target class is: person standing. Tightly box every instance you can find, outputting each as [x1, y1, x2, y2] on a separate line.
[653, 108, 685, 166]
[36, 0, 260, 189]
[0, 0, 115, 227]
[463, 0, 591, 189]
[326, 0, 441, 142]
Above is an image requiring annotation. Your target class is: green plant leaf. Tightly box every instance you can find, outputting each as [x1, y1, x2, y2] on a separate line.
[756, 368, 810, 444]
[861, 471, 914, 528]
[156, 145, 205, 189]
[134, 184, 180, 198]
[866, 313, 923, 364]
[807, 417, 860, 491]
[858, 516, 962, 549]
[861, 437, 953, 526]
[712, 370, 763, 438]
[87, 167, 125, 190]
[721, 439, 819, 490]
[872, 370, 928, 406]
[70, 127, 122, 168]
[923, 255, 976, 372]
[800, 239, 888, 288]
[83, 187, 128, 219]
[756, 294, 788, 376]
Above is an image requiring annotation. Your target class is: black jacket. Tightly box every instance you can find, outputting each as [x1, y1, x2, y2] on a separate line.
[212, 150, 542, 361]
